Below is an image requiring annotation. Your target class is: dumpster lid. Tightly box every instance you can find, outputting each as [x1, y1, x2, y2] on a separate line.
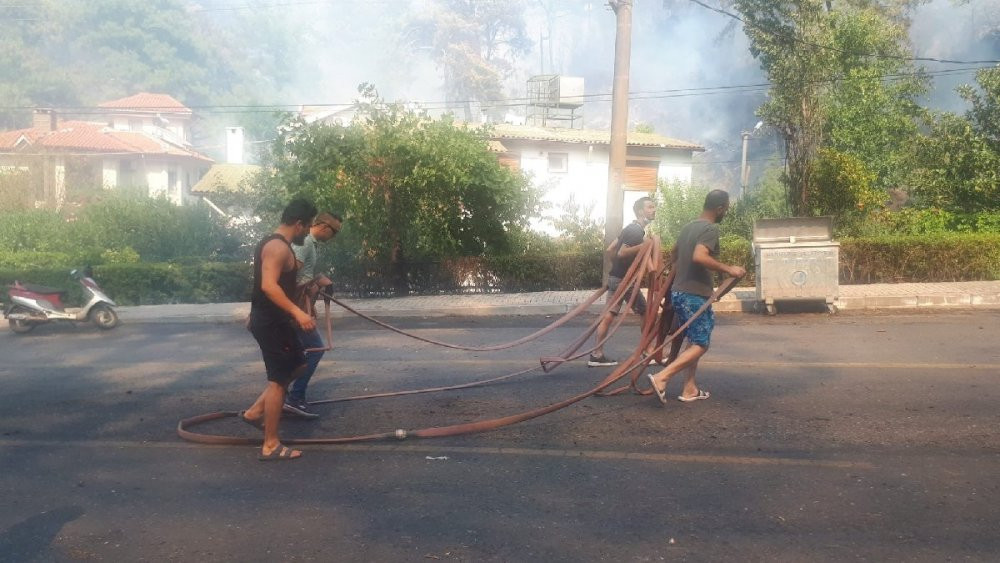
[753, 216, 833, 244]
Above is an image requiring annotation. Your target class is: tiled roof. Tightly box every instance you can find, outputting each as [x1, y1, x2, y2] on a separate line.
[0, 128, 45, 148]
[0, 121, 212, 161]
[98, 93, 192, 114]
[489, 123, 705, 151]
[191, 163, 262, 194]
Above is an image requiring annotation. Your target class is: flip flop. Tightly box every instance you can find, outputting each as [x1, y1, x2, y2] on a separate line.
[647, 374, 668, 405]
[258, 446, 301, 461]
[239, 410, 265, 431]
[677, 389, 710, 402]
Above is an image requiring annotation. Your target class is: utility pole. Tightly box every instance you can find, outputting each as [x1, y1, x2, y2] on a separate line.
[740, 131, 750, 198]
[604, 0, 632, 284]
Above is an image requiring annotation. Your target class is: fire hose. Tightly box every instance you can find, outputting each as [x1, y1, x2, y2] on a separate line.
[177, 239, 741, 446]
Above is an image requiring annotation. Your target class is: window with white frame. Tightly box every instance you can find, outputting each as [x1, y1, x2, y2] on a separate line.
[547, 152, 568, 173]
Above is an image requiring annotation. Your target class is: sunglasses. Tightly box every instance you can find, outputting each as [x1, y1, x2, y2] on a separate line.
[316, 222, 340, 235]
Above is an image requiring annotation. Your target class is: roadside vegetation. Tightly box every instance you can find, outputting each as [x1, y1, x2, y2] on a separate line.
[1, 1, 998, 303]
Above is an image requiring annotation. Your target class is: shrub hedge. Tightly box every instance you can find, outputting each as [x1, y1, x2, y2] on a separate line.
[839, 233, 1000, 283]
[2, 233, 996, 305]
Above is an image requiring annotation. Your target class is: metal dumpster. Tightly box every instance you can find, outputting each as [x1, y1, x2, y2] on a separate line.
[753, 217, 839, 314]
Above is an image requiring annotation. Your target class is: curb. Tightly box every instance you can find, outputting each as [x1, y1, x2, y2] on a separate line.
[7, 288, 1000, 328]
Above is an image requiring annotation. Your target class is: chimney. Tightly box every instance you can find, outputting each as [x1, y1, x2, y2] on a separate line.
[225, 127, 245, 164]
[33, 109, 57, 131]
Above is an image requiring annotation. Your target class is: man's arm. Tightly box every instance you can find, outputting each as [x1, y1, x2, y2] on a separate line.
[260, 239, 316, 331]
[692, 244, 746, 278]
[616, 243, 646, 260]
[604, 238, 619, 256]
[615, 224, 648, 259]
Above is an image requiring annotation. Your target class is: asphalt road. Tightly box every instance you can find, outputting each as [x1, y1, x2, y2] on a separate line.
[1, 310, 999, 562]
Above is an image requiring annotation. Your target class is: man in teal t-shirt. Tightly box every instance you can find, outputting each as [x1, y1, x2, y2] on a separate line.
[647, 190, 745, 405]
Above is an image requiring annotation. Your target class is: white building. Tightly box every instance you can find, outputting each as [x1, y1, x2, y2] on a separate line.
[488, 123, 704, 231]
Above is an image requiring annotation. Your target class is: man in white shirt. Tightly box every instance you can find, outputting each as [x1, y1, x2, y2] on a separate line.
[283, 212, 342, 418]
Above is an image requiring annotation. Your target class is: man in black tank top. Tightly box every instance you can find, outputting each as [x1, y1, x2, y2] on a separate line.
[240, 198, 317, 461]
[589, 196, 656, 367]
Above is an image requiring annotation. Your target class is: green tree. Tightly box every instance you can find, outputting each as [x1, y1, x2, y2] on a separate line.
[908, 112, 1000, 213]
[959, 66, 1000, 150]
[733, 0, 923, 214]
[733, 0, 833, 215]
[723, 167, 793, 240]
[1, 0, 295, 150]
[809, 147, 883, 234]
[550, 195, 604, 254]
[823, 8, 926, 194]
[653, 179, 710, 245]
[903, 67, 1000, 214]
[0, 1, 79, 128]
[255, 86, 541, 294]
[405, 0, 531, 119]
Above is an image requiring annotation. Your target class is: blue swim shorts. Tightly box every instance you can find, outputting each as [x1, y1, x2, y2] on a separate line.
[671, 291, 714, 348]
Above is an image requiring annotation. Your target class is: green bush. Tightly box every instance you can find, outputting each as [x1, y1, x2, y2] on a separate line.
[653, 180, 710, 245]
[0, 250, 76, 269]
[865, 209, 1000, 236]
[719, 235, 755, 286]
[93, 263, 252, 305]
[0, 263, 253, 307]
[485, 253, 603, 292]
[686, 232, 999, 287]
[2, 234, 995, 306]
[0, 193, 244, 266]
[839, 233, 1000, 283]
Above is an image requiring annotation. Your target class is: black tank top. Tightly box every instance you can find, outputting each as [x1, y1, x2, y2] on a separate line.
[251, 233, 298, 321]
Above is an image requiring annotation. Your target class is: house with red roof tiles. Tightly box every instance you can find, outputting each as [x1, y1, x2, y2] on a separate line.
[0, 93, 212, 209]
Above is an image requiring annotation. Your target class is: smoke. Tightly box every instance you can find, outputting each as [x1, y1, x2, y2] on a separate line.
[195, 0, 1000, 176]
[909, 0, 1000, 113]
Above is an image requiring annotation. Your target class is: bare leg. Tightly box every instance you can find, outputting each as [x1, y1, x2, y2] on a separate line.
[679, 358, 701, 399]
[260, 381, 300, 458]
[243, 389, 268, 421]
[592, 313, 614, 358]
[649, 343, 707, 395]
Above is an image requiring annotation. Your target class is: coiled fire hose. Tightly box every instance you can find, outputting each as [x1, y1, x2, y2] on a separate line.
[177, 239, 742, 446]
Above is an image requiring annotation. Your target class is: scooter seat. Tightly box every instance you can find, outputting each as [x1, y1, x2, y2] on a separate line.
[18, 283, 67, 296]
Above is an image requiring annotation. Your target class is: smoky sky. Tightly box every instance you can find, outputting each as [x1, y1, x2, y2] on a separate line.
[200, 0, 998, 170]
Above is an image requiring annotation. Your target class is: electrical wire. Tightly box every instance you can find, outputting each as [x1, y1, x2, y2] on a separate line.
[0, 64, 987, 116]
[687, 0, 1000, 66]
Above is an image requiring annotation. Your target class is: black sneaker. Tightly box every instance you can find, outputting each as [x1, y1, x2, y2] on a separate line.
[587, 354, 618, 367]
[282, 398, 320, 419]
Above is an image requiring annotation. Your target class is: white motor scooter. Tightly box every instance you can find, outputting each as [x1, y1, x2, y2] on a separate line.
[4, 268, 119, 334]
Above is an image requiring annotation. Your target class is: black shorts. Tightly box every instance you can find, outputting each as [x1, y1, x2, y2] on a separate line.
[607, 275, 647, 316]
[248, 313, 306, 385]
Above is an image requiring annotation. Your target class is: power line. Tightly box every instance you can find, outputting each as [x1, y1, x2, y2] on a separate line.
[190, 0, 392, 11]
[687, 0, 1000, 66]
[692, 156, 783, 165]
[0, 65, 989, 116]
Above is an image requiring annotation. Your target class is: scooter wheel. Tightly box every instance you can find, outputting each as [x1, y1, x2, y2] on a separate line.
[8, 306, 36, 334]
[90, 304, 119, 330]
